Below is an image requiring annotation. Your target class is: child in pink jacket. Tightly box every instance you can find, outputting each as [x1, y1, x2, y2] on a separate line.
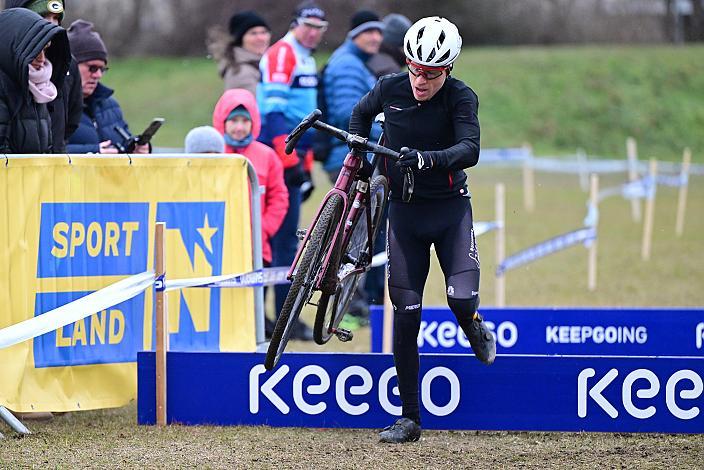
[213, 89, 288, 265]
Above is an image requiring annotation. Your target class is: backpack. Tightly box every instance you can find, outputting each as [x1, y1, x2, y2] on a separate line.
[312, 63, 332, 163]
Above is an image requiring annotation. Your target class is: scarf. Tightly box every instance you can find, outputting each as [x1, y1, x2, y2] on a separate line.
[224, 133, 253, 149]
[28, 59, 57, 104]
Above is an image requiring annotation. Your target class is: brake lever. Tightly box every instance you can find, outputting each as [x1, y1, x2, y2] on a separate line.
[398, 147, 414, 203]
[285, 109, 322, 155]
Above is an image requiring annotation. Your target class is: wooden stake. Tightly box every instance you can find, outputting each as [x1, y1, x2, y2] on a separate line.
[588, 174, 599, 291]
[495, 183, 506, 307]
[155, 222, 167, 426]
[626, 137, 642, 223]
[576, 148, 589, 191]
[675, 148, 691, 237]
[641, 159, 658, 261]
[522, 143, 535, 212]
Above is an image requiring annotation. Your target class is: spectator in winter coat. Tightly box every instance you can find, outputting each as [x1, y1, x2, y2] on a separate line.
[66, 20, 149, 154]
[367, 13, 412, 78]
[4, 0, 83, 153]
[0, 8, 70, 153]
[212, 89, 288, 266]
[321, 10, 384, 180]
[207, 11, 271, 96]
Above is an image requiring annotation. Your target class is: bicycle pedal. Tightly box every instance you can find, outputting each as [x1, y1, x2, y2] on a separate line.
[333, 328, 354, 342]
[296, 229, 307, 240]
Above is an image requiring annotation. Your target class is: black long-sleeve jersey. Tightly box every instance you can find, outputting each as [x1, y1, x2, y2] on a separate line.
[349, 72, 480, 201]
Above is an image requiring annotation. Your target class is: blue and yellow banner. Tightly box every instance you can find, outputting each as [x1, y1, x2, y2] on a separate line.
[0, 155, 254, 412]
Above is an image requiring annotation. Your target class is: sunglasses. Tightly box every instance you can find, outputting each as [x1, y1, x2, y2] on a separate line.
[298, 18, 329, 30]
[86, 64, 109, 74]
[406, 60, 446, 80]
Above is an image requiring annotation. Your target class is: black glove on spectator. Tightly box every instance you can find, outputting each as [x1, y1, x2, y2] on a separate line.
[284, 160, 308, 187]
[396, 148, 433, 171]
[300, 171, 315, 202]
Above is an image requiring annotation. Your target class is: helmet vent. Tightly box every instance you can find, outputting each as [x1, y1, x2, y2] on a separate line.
[437, 31, 446, 49]
[427, 48, 437, 61]
[437, 49, 451, 64]
[416, 26, 425, 41]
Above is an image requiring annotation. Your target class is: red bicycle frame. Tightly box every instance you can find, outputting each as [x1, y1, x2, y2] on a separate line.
[286, 148, 374, 289]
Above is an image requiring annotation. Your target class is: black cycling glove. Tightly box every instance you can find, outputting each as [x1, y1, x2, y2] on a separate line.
[397, 148, 433, 171]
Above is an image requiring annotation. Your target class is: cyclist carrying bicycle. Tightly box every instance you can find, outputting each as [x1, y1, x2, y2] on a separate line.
[349, 16, 496, 443]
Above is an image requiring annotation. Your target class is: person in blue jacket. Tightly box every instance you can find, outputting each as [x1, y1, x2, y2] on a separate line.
[66, 20, 149, 154]
[321, 10, 384, 181]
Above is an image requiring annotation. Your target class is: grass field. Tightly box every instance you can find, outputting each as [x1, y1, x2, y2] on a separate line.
[104, 45, 704, 162]
[2, 46, 703, 467]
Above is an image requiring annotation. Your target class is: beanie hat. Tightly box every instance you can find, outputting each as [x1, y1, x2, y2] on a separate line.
[348, 10, 384, 39]
[228, 11, 269, 47]
[23, 0, 64, 23]
[226, 105, 251, 122]
[67, 19, 108, 63]
[293, 1, 326, 24]
[184, 126, 225, 154]
[382, 14, 411, 49]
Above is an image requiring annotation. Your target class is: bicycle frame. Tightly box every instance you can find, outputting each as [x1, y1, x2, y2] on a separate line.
[287, 149, 376, 291]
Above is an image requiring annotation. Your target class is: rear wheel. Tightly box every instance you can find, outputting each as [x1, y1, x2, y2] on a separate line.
[314, 175, 388, 345]
[264, 194, 344, 370]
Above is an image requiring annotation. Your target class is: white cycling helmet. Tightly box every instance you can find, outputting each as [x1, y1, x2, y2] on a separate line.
[403, 16, 462, 68]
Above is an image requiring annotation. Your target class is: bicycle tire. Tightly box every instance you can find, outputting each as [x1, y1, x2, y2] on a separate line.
[314, 175, 389, 344]
[264, 194, 344, 370]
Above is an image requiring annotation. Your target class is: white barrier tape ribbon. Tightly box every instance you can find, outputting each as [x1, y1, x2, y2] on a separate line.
[496, 226, 597, 276]
[656, 173, 689, 187]
[583, 203, 599, 228]
[478, 152, 704, 176]
[621, 177, 656, 201]
[0, 271, 155, 350]
[370, 221, 502, 268]
[165, 266, 291, 291]
[474, 220, 503, 237]
[479, 148, 531, 163]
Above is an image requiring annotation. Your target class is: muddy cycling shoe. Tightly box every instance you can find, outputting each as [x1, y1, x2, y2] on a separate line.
[379, 418, 421, 444]
[467, 312, 496, 365]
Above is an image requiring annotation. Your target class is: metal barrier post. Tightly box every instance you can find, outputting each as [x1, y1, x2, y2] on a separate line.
[0, 406, 31, 435]
[245, 163, 265, 346]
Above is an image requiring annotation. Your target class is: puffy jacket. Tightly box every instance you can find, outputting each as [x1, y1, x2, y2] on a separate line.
[213, 89, 289, 263]
[0, 8, 70, 153]
[322, 40, 381, 174]
[67, 83, 131, 154]
[3, 1, 81, 153]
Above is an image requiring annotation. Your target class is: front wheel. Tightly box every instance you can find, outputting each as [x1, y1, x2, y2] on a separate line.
[314, 175, 389, 345]
[264, 194, 344, 370]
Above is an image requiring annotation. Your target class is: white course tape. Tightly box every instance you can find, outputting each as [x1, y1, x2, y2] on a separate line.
[0, 271, 155, 350]
[166, 266, 291, 291]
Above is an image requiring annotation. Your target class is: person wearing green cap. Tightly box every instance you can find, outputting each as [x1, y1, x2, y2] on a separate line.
[3, 0, 83, 153]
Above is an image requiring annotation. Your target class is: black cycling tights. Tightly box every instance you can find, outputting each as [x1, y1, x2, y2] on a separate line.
[387, 196, 480, 425]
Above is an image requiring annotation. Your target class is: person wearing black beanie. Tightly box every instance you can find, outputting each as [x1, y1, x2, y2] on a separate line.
[207, 10, 271, 95]
[367, 13, 412, 78]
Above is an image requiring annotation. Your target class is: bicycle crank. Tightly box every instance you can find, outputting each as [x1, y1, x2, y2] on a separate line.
[332, 328, 354, 342]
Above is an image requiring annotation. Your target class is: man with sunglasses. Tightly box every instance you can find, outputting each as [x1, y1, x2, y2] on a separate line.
[67, 20, 149, 154]
[258, 1, 328, 340]
[349, 16, 496, 444]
